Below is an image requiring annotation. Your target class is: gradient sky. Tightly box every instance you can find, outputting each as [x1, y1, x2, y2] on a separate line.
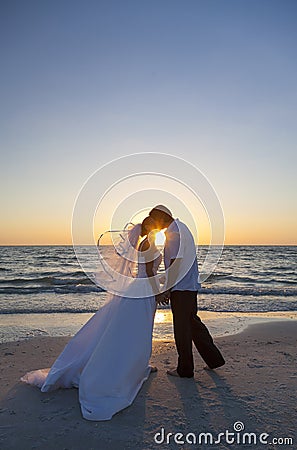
[1, 0, 296, 245]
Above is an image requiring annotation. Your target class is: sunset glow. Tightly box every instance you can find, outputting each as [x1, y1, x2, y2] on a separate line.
[155, 230, 166, 246]
[1, 2, 296, 246]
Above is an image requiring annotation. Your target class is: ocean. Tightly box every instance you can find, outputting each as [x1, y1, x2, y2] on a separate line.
[0, 246, 296, 342]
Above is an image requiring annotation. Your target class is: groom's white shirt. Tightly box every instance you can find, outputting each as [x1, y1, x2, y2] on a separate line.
[164, 219, 200, 292]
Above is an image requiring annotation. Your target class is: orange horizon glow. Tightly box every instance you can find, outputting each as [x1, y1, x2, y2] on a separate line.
[0, 228, 296, 246]
[1, 210, 296, 246]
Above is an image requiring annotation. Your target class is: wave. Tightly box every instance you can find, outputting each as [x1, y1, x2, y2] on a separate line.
[199, 287, 297, 297]
[0, 308, 98, 314]
[198, 305, 297, 313]
[1, 277, 93, 286]
[0, 271, 89, 284]
[0, 285, 104, 295]
[1, 302, 297, 315]
[1, 273, 85, 293]
[202, 273, 297, 285]
[0, 285, 296, 297]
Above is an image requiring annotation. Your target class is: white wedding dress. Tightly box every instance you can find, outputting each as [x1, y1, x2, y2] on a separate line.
[21, 251, 162, 421]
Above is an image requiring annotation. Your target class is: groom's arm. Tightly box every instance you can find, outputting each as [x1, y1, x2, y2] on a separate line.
[164, 230, 183, 293]
[165, 257, 182, 293]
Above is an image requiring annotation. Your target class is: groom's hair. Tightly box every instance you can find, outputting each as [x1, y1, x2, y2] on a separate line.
[149, 205, 173, 224]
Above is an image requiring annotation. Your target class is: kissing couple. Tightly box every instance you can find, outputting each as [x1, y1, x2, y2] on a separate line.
[21, 205, 225, 421]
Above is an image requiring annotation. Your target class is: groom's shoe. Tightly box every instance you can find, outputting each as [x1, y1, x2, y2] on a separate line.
[204, 359, 225, 370]
[167, 369, 193, 378]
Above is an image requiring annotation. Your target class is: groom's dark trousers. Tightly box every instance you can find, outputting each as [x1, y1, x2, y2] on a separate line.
[171, 290, 225, 377]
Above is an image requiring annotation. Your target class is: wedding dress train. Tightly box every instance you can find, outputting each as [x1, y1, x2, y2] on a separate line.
[21, 250, 161, 421]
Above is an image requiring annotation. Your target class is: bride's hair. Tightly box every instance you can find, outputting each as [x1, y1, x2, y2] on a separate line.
[141, 216, 156, 237]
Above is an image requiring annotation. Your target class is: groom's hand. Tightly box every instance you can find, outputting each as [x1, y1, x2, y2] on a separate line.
[155, 293, 165, 305]
[155, 291, 170, 305]
[163, 290, 171, 303]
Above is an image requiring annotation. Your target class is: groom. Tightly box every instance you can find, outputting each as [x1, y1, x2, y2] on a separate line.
[149, 205, 225, 378]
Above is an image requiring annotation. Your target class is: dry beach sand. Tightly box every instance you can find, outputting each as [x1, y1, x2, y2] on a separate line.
[0, 320, 296, 450]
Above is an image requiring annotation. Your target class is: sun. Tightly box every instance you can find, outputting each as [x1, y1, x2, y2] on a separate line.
[155, 230, 166, 246]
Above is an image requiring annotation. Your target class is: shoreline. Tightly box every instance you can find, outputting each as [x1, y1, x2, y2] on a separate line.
[1, 310, 297, 344]
[0, 320, 296, 449]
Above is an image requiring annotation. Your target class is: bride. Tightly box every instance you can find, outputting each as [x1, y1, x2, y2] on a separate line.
[21, 217, 162, 421]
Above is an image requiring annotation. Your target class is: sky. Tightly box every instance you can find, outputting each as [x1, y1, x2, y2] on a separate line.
[1, 0, 296, 245]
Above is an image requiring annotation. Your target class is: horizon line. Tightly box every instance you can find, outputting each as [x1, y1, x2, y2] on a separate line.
[0, 244, 296, 247]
